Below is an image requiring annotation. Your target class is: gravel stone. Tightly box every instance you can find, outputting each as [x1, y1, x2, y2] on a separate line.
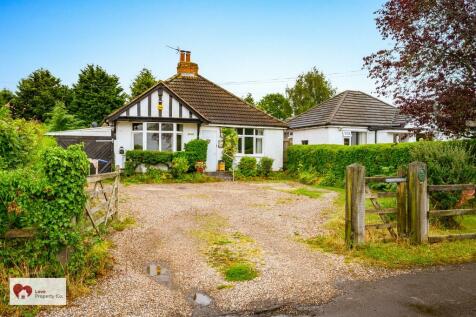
[41, 182, 398, 317]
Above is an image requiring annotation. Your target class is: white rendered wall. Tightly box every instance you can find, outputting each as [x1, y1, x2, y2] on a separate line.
[114, 121, 133, 168]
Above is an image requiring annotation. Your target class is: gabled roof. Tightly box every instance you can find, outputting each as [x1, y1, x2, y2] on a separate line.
[165, 75, 287, 127]
[106, 74, 287, 128]
[288, 90, 407, 129]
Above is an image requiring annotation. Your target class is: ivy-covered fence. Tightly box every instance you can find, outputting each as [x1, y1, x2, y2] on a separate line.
[0, 144, 89, 272]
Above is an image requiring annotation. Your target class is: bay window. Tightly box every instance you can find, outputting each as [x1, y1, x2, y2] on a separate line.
[132, 122, 183, 152]
[236, 128, 263, 155]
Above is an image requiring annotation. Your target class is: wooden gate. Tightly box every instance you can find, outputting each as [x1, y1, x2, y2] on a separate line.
[55, 136, 113, 173]
[85, 171, 120, 235]
[345, 162, 475, 247]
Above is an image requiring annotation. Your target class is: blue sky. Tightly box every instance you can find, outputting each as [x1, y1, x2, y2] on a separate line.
[0, 0, 390, 101]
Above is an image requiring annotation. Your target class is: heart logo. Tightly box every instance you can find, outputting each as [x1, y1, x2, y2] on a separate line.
[13, 284, 33, 299]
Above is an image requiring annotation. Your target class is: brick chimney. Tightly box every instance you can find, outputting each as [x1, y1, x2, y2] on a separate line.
[177, 50, 198, 77]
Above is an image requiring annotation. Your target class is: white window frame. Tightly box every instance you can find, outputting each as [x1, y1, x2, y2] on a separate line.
[132, 122, 183, 152]
[236, 128, 264, 155]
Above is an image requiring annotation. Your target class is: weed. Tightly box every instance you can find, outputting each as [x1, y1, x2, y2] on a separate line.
[191, 214, 261, 282]
[110, 216, 136, 231]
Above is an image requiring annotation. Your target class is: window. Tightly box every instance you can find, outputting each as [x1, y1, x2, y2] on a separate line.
[236, 128, 263, 155]
[301, 140, 309, 145]
[132, 123, 143, 150]
[347, 132, 367, 146]
[133, 122, 183, 151]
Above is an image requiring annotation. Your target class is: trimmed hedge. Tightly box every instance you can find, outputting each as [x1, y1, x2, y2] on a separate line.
[238, 157, 257, 177]
[125, 139, 208, 175]
[183, 139, 208, 164]
[287, 140, 476, 187]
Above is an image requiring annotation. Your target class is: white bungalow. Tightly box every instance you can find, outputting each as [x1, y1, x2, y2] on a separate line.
[287, 90, 415, 146]
[105, 51, 287, 172]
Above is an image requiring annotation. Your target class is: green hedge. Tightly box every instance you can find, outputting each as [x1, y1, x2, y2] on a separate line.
[125, 139, 208, 175]
[238, 157, 257, 177]
[0, 144, 89, 269]
[287, 140, 476, 187]
[183, 139, 208, 165]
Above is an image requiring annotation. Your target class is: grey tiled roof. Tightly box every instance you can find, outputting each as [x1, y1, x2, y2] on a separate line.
[288, 90, 407, 129]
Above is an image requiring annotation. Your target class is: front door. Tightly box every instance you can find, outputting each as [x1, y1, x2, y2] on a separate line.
[199, 129, 218, 172]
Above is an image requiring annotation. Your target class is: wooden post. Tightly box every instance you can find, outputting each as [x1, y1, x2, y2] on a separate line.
[408, 162, 428, 244]
[114, 166, 120, 218]
[396, 167, 408, 237]
[345, 164, 366, 248]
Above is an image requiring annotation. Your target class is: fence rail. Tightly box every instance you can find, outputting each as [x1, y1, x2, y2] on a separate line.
[345, 161, 475, 247]
[85, 169, 120, 235]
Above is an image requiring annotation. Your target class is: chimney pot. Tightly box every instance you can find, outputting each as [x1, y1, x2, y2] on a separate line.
[177, 50, 198, 77]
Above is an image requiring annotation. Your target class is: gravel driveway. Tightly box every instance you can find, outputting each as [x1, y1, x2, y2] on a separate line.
[44, 182, 390, 316]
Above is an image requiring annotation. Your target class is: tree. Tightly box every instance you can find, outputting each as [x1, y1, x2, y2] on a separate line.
[364, 0, 476, 137]
[46, 102, 84, 132]
[257, 93, 292, 120]
[243, 93, 256, 106]
[286, 67, 335, 116]
[12, 69, 70, 121]
[0, 89, 14, 106]
[70, 65, 127, 124]
[130, 68, 157, 99]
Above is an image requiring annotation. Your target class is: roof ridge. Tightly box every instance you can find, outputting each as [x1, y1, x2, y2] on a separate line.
[195, 74, 288, 126]
[288, 91, 346, 123]
[326, 90, 349, 124]
[357, 90, 397, 109]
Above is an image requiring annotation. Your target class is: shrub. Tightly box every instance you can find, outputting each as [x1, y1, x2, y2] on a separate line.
[184, 139, 208, 164]
[0, 106, 45, 170]
[124, 150, 174, 175]
[0, 144, 89, 268]
[287, 140, 476, 187]
[257, 157, 274, 177]
[171, 156, 189, 178]
[238, 157, 257, 177]
[221, 128, 238, 170]
[124, 139, 208, 176]
[410, 142, 476, 227]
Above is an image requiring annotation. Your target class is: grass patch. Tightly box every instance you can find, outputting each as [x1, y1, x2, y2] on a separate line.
[275, 197, 294, 204]
[288, 187, 323, 199]
[110, 215, 136, 231]
[300, 185, 476, 268]
[192, 214, 261, 282]
[224, 262, 258, 281]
